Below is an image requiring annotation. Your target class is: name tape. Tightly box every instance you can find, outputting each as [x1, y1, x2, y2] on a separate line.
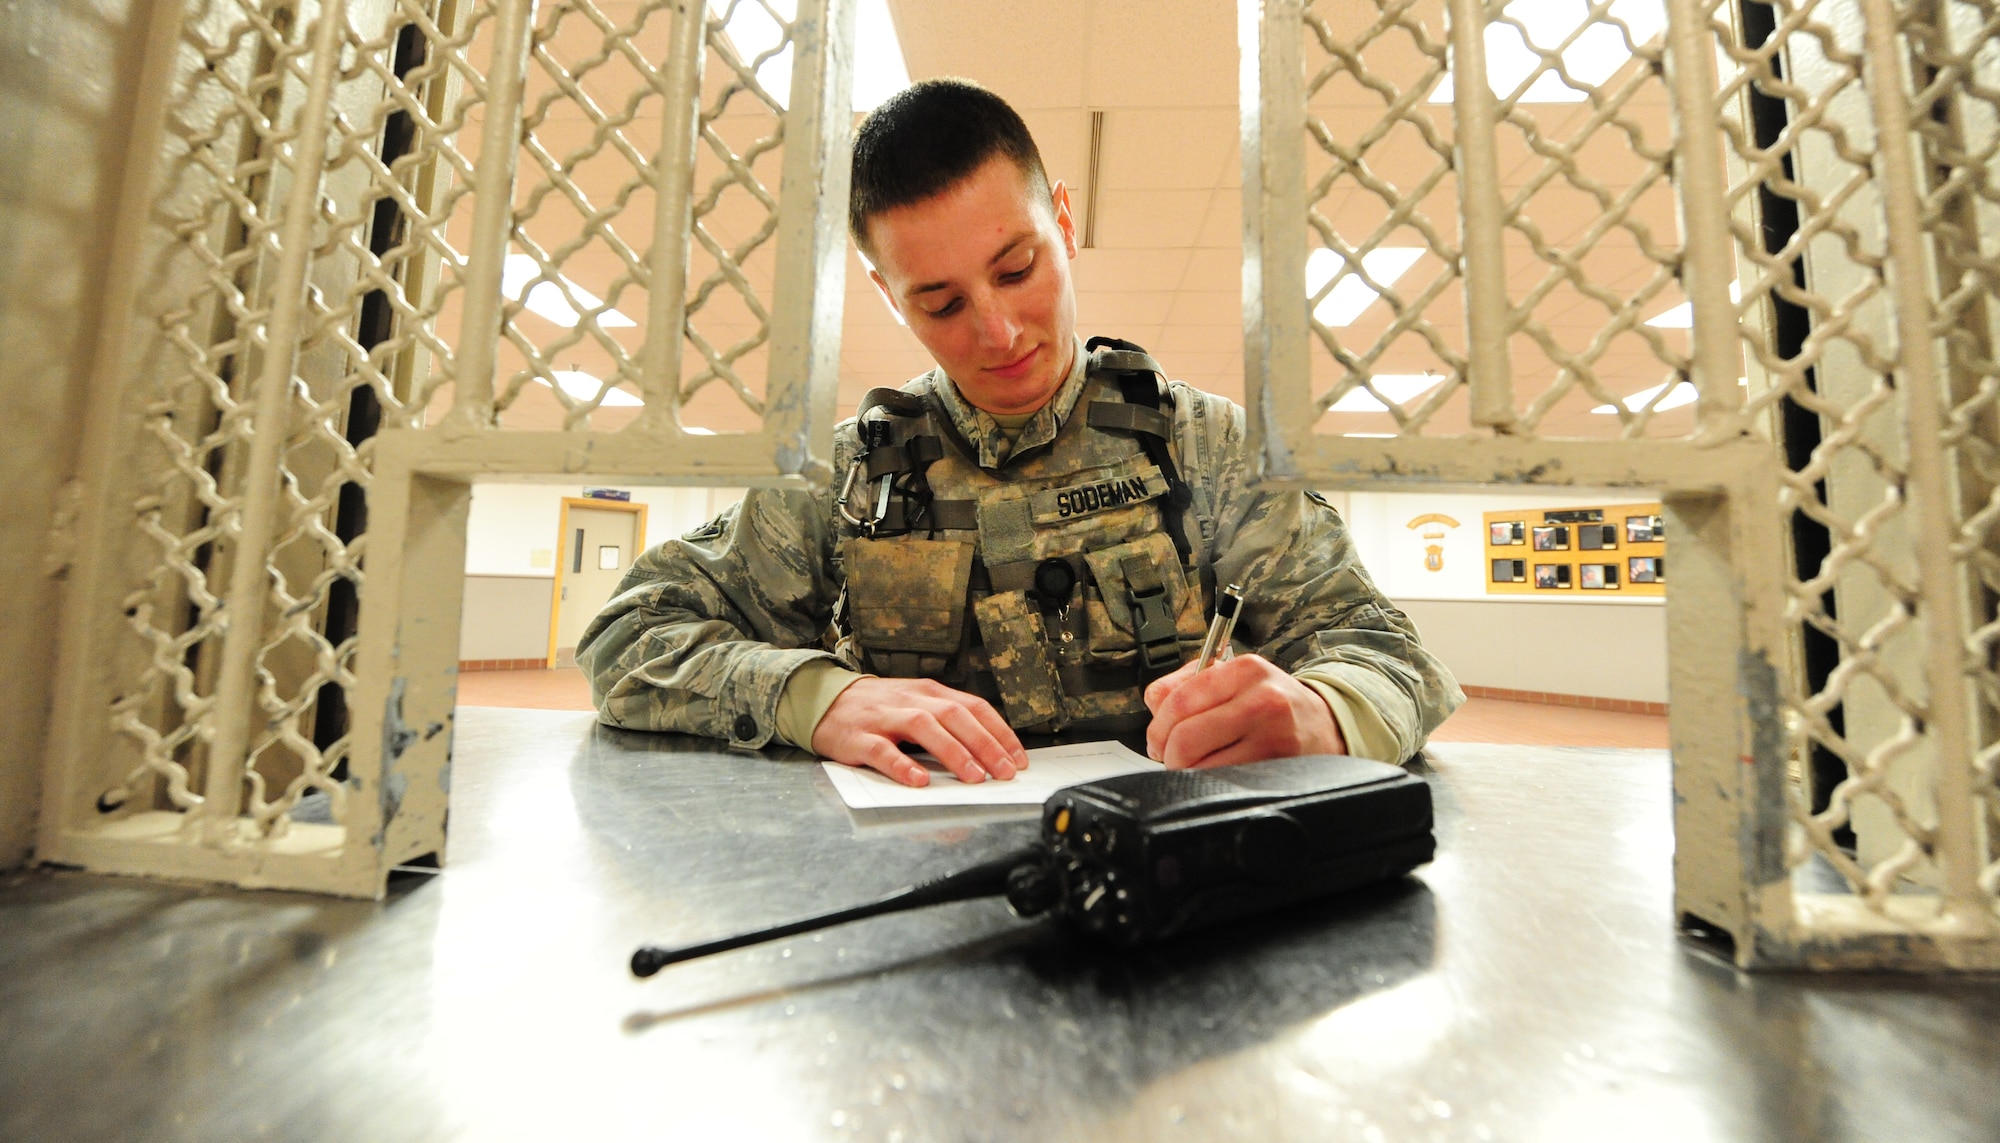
[1030, 467, 1168, 524]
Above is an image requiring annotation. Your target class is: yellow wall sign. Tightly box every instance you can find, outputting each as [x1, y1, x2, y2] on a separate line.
[1405, 513, 1461, 572]
[1482, 502, 1665, 597]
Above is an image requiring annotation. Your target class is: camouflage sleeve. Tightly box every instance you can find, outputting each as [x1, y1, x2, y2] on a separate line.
[574, 438, 855, 749]
[1169, 383, 1465, 761]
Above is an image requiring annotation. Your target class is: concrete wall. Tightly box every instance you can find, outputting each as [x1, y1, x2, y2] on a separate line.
[0, 2, 146, 869]
[460, 575, 557, 661]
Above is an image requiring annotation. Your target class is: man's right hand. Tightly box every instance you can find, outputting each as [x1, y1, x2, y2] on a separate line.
[811, 677, 1028, 788]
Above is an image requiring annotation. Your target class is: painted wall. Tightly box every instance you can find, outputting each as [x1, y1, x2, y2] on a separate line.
[1327, 490, 1669, 704]
[460, 576, 558, 661]
[0, 1, 146, 868]
[463, 483, 745, 577]
[1398, 598, 1667, 704]
[454, 484, 1673, 701]
[460, 483, 746, 659]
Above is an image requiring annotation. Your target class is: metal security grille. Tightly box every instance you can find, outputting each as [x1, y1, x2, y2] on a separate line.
[39, 0, 850, 895]
[33, 0, 1998, 966]
[1246, 0, 1998, 967]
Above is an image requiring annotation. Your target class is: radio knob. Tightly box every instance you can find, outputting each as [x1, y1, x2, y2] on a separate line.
[1005, 862, 1062, 918]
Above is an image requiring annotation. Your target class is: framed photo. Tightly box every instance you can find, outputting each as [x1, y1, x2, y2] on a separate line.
[1533, 563, 1570, 589]
[1580, 563, 1604, 589]
[1492, 557, 1517, 582]
[1490, 521, 1516, 546]
[1629, 557, 1657, 583]
[1625, 515, 1653, 543]
[1532, 524, 1570, 551]
[1579, 523, 1616, 551]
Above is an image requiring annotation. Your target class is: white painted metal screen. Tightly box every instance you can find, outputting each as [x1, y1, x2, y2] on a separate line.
[1244, 0, 1998, 967]
[39, 0, 851, 895]
[34, 0, 1999, 967]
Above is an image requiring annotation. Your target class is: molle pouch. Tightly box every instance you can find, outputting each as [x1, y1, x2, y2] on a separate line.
[972, 591, 1068, 731]
[843, 537, 974, 654]
[1082, 533, 1202, 673]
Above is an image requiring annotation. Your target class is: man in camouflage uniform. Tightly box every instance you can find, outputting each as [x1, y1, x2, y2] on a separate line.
[580, 80, 1461, 788]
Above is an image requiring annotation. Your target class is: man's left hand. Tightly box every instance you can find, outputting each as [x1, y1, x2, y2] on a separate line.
[1143, 654, 1346, 769]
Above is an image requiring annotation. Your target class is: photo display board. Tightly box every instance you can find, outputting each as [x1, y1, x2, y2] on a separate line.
[1482, 502, 1665, 597]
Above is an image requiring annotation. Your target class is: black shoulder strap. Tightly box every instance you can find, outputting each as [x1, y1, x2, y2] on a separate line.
[1085, 336, 1194, 565]
[850, 383, 975, 537]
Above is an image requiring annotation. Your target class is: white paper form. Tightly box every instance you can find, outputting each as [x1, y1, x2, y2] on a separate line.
[819, 740, 1161, 810]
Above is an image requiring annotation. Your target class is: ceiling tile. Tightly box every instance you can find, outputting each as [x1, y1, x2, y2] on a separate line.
[1087, 189, 1212, 249]
[1166, 291, 1240, 325]
[888, 0, 1087, 108]
[1155, 324, 1241, 355]
[1195, 190, 1241, 247]
[1095, 108, 1238, 190]
[1083, 0, 1236, 108]
[1070, 248, 1191, 292]
[1075, 291, 1176, 326]
[1178, 247, 1242, 293]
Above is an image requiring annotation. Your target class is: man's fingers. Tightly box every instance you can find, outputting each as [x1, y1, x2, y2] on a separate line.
[1144, 660, 1198, 710]
[1160, 701, 1249, 771]
[851, 739, 930, 787]
[896, 709, 988, 784]
[1146, 658, 1239, 759]
[955, 692, 1029, 770]
[930, 701, 1017, 780]
[1178, 738, 1266, 771]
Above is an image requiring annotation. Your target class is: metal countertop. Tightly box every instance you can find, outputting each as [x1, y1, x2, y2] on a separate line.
[3, 706, 1996, 1141]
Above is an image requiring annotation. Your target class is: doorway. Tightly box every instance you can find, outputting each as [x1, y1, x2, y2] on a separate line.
[548, 497, 648, 668]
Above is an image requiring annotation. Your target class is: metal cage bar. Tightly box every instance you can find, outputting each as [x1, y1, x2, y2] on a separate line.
[36, 0, 856, 897]
[1241, 0, 1999, 968]
[29, 0, 2000, 968]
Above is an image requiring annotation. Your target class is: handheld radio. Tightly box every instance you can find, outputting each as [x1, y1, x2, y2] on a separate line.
[631, 754, 1433, 977]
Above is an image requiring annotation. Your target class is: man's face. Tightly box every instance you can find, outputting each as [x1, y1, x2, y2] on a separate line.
[862, 155, 1079, 416]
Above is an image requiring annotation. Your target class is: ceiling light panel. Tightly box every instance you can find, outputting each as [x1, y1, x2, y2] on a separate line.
[543, 370, 643, 407]
[1431, 0, 1665, 104]
[1307, 247, 1424, 327]
[503, 254, 634, 328]
[1590, 379, 1696, 413]
[1326, 373, 1445, 413]
[721, 0, 909, 113]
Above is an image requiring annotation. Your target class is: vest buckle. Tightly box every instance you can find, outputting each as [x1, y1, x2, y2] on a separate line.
[1121, 554, 1182, 676]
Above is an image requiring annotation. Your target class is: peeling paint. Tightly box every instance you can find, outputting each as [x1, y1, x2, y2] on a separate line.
[375, 676, 416, 847]
[1737, 649, 1786, 882]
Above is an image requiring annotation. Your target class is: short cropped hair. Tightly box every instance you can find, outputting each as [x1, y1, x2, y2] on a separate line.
[849, 78, 1050, 253]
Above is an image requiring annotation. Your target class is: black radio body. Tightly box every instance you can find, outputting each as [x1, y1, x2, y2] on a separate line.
[632, 754, 1434, 977]
[1013, 755, 1435, 945]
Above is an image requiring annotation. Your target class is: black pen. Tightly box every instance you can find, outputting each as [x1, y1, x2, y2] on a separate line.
[1196, 582, 1244, 671]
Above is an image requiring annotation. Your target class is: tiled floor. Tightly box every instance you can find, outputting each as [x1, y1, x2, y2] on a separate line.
[457, 666, 595, 711]
[456, 668, 1670, 749]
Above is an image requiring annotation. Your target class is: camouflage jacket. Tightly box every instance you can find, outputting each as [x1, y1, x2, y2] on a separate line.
[578, 343, 1463, 758]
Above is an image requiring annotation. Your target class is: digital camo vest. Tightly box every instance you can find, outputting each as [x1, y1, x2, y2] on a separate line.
[834, 339, 1211, 736]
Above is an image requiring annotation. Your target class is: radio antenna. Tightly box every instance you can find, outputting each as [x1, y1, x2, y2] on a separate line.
[631, 847, 1047, 977]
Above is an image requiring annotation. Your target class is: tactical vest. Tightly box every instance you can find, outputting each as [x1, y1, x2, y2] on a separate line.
[833, 339, 1211, 735]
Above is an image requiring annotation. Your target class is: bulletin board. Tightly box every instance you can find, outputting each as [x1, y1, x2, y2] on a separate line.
[1482, 502, 1665, 597]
